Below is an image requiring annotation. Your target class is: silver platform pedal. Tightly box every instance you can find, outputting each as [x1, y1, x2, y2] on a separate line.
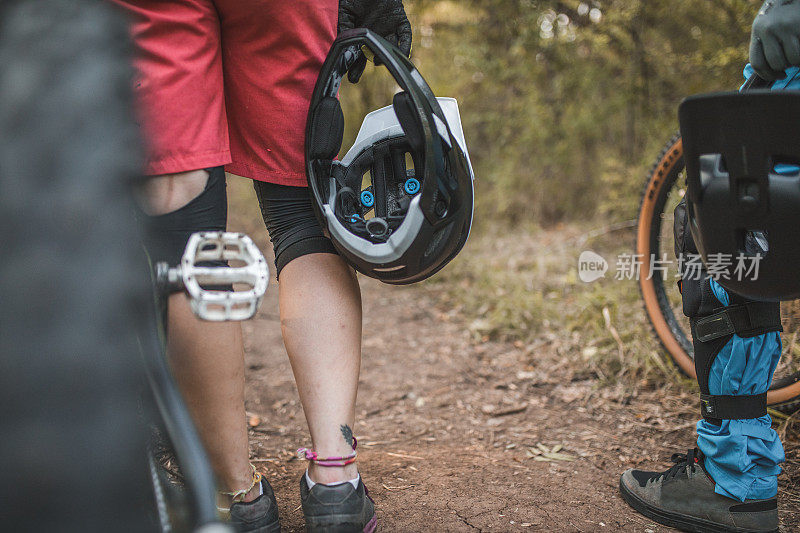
[171, 232, 269, 322]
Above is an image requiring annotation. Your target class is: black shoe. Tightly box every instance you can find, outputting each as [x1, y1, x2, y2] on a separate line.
[229, 479, 281, 533]
[620, 448, 778, 533]
[299, 474, 377, 533]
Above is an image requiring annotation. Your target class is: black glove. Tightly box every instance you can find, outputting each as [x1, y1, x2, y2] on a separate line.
[338, 0, 412, 83]
[749, 0, 800, 81]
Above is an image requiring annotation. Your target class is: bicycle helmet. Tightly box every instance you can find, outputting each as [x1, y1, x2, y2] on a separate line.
[680, 90, 800, 300]
[305, 29, 474, 284]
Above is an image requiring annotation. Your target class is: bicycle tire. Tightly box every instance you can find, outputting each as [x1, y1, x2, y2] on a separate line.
[637, 134, 800, 413]
[0, 1, 157, 530]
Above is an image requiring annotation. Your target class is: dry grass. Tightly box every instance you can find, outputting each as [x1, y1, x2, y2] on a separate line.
[424, 223, 691, 391]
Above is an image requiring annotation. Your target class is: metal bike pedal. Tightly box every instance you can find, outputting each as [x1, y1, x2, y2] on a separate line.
[173, 232, 269, 322]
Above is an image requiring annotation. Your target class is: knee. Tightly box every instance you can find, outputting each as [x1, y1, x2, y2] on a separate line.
[136, 169, 210, 216]
[138, 167, 228, 267]
[254, 181, 338, 277]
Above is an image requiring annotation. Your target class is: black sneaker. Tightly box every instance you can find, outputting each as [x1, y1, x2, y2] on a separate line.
[229, 479, 281, 533]
[620, 448, 778, 533]
[299, 474, 377, 533]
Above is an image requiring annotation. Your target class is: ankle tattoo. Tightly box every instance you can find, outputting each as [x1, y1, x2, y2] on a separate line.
[340, 425, 355, 447]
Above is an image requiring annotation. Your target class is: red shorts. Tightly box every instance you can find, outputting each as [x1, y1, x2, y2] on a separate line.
[114, 0, 337, 185]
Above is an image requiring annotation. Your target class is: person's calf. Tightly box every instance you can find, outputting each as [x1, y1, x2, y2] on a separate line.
[135, 167, 261, 509]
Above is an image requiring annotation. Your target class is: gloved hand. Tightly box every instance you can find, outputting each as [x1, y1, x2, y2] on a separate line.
[749, 0, 800, 81]
[338, 0, 412, 83]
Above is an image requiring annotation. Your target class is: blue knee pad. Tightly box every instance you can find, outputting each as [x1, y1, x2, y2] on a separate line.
[675, 196, 784, 501]
[695, 279, 784, 502]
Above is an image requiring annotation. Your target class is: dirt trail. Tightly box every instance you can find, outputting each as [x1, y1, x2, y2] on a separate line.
[226, 179, 798, 531]
[239, 277, 798, 532]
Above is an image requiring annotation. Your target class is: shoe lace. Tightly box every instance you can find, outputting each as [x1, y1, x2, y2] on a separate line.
[651, 448, 701, 482]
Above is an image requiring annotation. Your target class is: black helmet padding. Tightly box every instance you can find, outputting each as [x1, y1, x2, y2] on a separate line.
[393, 91, 424, 154]
[309, 96, 344, 160]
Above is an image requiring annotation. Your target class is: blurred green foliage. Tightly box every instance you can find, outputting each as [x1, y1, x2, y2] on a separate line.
[341, 0, 757, 226]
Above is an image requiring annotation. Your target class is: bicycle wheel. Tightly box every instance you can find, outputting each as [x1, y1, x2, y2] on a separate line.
[637, 134, 800, 412]
[0, 1, 157, 530]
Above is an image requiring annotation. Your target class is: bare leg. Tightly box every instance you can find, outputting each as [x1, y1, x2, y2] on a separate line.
[138, 170, 258, 501]
[278, 253, 362, 484]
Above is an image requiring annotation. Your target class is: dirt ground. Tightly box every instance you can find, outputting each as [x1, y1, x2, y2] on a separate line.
[236, 278, 799, 532]
[227, 179, 800, 532]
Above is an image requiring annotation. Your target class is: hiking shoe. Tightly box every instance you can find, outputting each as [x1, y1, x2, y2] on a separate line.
[229, 479, 281, 533]
[300, 474, 377, 533]
[620, 448, 778, 533]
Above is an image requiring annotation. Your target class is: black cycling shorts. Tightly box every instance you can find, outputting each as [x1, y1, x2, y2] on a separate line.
[141, 167, 337, 279]
[142, 166, 228, 269]
[253, 181, 338, 277]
